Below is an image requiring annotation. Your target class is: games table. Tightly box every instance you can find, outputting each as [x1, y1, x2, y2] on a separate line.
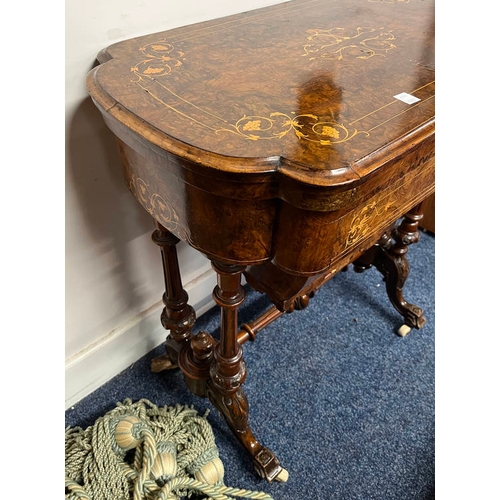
[86, 0, 435, 482]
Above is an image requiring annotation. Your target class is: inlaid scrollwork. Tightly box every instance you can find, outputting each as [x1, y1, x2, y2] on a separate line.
[126, 32, 413, 147]
[218, 112, 366, 145]
[131, 40, 185, 80]
[303, 26, 396, 61]
[127, 174, 188, 239]
[346, 201, 398, 248]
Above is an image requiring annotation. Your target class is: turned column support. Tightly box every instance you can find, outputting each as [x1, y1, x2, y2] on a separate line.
[205, 261, 288, 483]
[150, 222, 196, 371]
[390, 203, 423, 257]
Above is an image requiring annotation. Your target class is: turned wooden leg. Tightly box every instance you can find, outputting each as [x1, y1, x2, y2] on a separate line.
[373, 203, 427, 336]
[205, 261, 288, 483]
[150, 222, 196, 371]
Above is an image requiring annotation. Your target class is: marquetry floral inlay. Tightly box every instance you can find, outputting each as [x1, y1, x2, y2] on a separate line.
[127, 31, 418, 146]
[346, 201, 398, 247]
[303, 27, 396, 61]
[131, 40, 185, 79]
[127, 174, 188, 239]
[218, 112, 367, 145]
[242, 120, 264, 132]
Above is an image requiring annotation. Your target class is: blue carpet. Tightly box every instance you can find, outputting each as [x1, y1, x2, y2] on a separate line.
[66, 231, 435, 499]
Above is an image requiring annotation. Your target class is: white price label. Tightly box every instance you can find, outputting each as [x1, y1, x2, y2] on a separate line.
[393, 92, 421, 105]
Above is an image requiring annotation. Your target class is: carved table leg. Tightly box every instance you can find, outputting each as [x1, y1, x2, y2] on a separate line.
[372, 203, 427, 336]
[150, 222, 196, 371]
[205, 261, 288, 483]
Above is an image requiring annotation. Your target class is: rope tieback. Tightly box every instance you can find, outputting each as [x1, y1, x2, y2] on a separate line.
[65, 398, 273, 500]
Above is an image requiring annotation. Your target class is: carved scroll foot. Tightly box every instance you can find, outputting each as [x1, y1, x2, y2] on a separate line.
[151, 354, 177, 373]
[207, 361, 288, 483]
[372, 203, 427, 334]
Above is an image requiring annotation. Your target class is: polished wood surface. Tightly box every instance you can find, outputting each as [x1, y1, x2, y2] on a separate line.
[86, 0, 435, 483]
[86, 0, 434, 275]
[87, 0, 434, 175]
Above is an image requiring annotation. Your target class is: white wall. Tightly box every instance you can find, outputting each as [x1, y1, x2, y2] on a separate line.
[65, 0, 286, 409]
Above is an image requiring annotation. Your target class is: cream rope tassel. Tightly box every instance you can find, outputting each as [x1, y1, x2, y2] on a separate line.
[65, 398, 274, 500]
[150, 441, 178, 486]
[158, 477, 274, 500]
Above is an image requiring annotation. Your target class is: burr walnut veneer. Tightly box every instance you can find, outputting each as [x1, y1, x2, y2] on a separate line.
[86, 0, 435, 483]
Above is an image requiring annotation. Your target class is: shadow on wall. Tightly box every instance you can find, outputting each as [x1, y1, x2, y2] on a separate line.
[66, 93, 158, 312]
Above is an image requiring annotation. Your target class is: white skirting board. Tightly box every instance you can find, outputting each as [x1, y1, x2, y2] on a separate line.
[65, 268, 217, 410]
